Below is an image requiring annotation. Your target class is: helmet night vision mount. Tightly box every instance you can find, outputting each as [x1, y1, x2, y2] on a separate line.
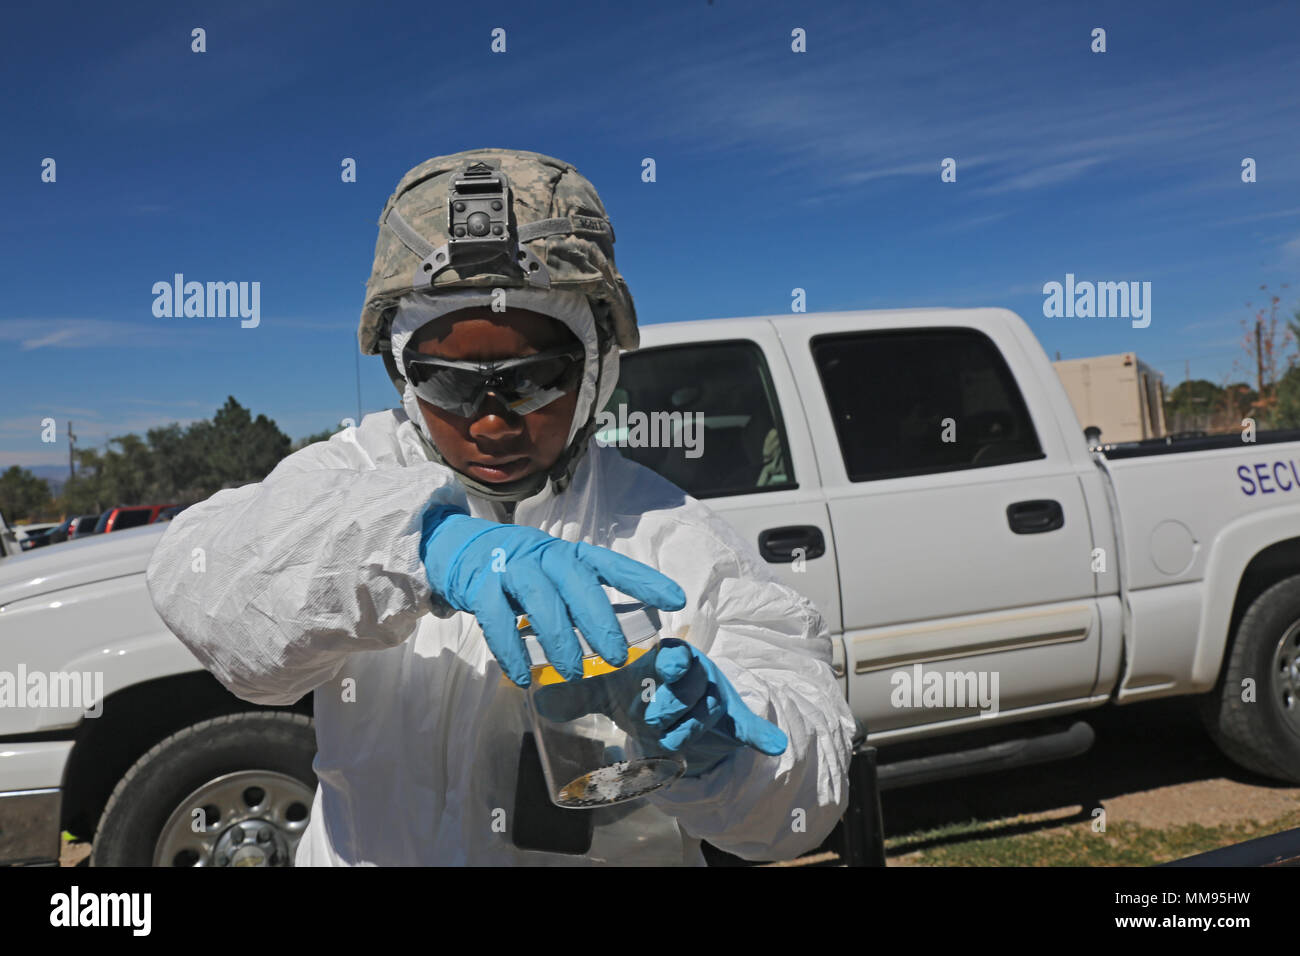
[413, 161, 552, 294]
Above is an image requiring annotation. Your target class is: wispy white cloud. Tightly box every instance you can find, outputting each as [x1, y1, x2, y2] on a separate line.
[0, 416, 56, 438]
[587, 6, 1300, 211]
[0, 408, 208, 448]
[1212, 206, 1300, 227]
[0, 318, 197, 351]
[973, 158, 1105, 196]
[118, 397, 208, 407]
[0, 450, 70, 469]
[22, 326, 81, 349]
[1177, 318, 1236, 334]
[44, 407, 103, 418]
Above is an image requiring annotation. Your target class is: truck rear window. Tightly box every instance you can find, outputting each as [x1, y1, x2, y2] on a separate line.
[812, 328, 1044, 481]
[606, 340, 797, 499]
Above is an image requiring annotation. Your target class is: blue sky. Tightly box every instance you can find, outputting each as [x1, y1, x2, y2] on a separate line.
[3, 0, 1298, 468]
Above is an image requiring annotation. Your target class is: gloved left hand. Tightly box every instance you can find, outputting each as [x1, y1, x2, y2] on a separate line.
[420, 504, 687, 687]
[534, 637, 789, 778]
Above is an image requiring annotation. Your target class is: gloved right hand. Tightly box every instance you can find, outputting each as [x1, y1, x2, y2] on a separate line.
[419, 504, 687, 687]
[532, 638, 787, 778]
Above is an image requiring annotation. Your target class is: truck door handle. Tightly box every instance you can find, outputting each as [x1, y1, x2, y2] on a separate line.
[758, 526, 826, 563]
[1006, 499, 1064, 534]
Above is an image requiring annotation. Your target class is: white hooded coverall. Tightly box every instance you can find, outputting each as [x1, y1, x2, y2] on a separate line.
[145, 292, 856, 866]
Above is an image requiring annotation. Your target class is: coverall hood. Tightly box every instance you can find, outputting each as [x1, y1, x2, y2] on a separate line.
[390, 287, 619, 502]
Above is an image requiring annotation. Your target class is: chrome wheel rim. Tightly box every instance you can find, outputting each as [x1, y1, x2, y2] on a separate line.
[1274, 621, 1300, 739]
[153, 770, 313, 866]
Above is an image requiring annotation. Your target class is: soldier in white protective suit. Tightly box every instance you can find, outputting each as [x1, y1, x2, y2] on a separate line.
[146, 148, 855, 865]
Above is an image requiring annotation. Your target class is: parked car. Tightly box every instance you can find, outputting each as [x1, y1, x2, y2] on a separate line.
[69, 515, 101, 538]
[6, 306, 1300, 866]
[19, 528, 56, 551]
[13, 522, 58, 543]
[154, 505, 190, 522]
[43, 517, 78, 545]
[94, 504, 178, 534]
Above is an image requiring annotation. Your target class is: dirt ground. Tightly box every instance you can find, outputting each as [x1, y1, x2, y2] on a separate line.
[878, 695, 1300, 865]
[60, 695, 1300, 866]
[60, 841, 90, 866]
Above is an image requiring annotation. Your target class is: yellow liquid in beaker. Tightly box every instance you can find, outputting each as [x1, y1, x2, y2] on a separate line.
[530, 642, 650, 686]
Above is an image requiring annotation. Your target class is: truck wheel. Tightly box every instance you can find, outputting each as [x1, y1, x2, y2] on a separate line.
[90, 712, 317, 867]
[1200, 574, 1300, 784]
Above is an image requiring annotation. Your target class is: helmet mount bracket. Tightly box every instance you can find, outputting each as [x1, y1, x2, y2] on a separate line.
[413, 161, 552, 293]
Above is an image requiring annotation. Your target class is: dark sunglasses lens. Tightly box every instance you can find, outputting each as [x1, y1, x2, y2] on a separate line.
[412, 365, 484, 412]
[502, 357, 573, 392]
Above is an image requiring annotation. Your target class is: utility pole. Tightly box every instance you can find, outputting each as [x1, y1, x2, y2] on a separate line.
[354, 347, 363, 425]
[67, 421, 76, 484]
[1257, 320, 1264, 396]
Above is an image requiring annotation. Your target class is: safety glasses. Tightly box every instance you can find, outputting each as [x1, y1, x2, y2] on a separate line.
[402, 344, 585, 418]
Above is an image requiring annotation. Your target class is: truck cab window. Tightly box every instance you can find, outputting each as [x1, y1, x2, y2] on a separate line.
[812, 328, 1044, 481]
[606, 340, 797, 498]
[114, 509, 152, 530]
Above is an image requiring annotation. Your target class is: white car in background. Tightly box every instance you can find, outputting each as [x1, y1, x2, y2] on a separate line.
[0, 518, 57, 558]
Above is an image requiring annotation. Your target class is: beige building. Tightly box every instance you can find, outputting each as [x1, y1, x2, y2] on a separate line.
[1052, 352, 1167, 444]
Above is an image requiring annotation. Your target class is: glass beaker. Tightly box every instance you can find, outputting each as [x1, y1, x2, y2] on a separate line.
[522, 602, 686, 808]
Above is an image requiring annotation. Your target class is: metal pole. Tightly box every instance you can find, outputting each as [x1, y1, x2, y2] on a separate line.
[354, 347, 362, 425]
[1257, 320, 1264, 396]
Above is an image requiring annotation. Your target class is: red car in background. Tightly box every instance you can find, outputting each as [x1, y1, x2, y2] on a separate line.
[93, 504, 179, 534]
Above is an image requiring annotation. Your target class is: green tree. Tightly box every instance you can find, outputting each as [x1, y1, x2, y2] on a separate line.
[202, 397, 292, 489]
[99, 433, 153, 506]
[51, 397, 296, 513]
[1237, 285, 1292, 422]
[291, 428, 338, 452]
[60, 448, 107, 514]
[144, 423, 186, 501]
[0, 466, 55, 522]
[1164, 379, 1224, 433]
[1225, 382, 1260, 422]
[1276, 364, 1300, 429]
[1287, 303, 1300, 372]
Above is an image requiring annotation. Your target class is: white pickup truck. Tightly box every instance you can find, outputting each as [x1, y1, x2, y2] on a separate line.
[4, 306, 1300, 866]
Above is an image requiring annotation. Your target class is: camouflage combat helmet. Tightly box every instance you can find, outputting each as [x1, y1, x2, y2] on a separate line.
[359, 148, 639, 396]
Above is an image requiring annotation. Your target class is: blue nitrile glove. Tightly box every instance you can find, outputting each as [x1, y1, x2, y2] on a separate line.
[533, 637, 788, 778]
[419, 504, 687, 687]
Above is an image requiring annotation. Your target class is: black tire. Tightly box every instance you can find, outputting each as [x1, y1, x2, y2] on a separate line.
[1199, 573, 1300, 783]
[90, 712, 317, 867]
